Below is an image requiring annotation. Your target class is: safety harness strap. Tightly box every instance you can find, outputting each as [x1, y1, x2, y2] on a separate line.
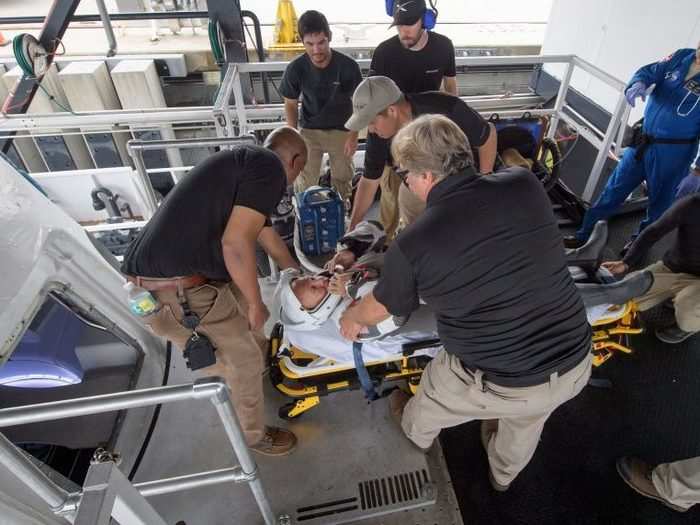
[352, 341, 380, 401]
[634, 134, 699, 161]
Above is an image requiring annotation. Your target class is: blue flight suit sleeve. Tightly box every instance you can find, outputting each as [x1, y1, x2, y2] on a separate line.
[627, 48, 695, 90]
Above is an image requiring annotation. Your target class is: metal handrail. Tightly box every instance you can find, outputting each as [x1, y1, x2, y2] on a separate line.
[0, 378, 284, 525]
[0, 53, 630, 202]
[126, 134, 257, 216]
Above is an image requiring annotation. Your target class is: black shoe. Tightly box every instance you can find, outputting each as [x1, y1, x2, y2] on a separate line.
[655, 324, 695, 344]
[616, 457, 688, 512]
[563, 235, 585, 249]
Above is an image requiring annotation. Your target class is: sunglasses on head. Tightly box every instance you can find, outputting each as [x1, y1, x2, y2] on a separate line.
[394, 167, 410, 187]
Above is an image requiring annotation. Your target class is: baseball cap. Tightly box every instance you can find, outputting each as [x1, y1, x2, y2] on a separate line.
[391, 0, 426, 27]
[345, 76, 402, 131]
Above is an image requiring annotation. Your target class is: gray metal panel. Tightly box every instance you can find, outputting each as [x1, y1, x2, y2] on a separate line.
[35, 136, 77, 171]
[85, 133, 123, 168]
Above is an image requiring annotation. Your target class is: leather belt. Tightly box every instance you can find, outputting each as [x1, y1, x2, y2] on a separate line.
[127, 274, 207, 292]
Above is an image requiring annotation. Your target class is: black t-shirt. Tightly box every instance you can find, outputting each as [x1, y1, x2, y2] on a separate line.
[364, 92, 491, 180]
[623, 194, 700, 275]
[279, 49, 363, 130]
[121, 146, 286, 281]
[370, 32, 456, 94]
[373, 167, 591, 386]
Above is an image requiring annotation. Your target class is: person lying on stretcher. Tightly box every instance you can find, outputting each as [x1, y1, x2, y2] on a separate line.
[274, 221, 441, 364]
[275, 220, 655, 364]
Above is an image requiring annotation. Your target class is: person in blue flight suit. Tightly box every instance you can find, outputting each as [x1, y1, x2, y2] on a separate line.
[565, 42, 700, 249]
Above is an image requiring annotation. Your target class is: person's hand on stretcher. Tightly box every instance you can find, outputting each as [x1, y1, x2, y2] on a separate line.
[327, 271, 354, 298]
[324, 249, 357, 272]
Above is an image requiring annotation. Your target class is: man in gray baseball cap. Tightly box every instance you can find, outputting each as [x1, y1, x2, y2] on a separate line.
[346, 76, 497, 235]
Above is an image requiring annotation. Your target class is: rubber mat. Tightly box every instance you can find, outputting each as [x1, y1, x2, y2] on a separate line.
[440, 213, 700, 524]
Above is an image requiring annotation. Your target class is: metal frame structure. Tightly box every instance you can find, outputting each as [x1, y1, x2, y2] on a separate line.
[0, 0, 82, 154]
[126, 134, 257, 217]
[0, 378, 288, 525]
[1, 54, 630, 203]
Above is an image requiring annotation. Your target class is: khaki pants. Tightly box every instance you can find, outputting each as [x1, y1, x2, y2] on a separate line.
[402, 350, 592, 486]
[634, 261, 700, 332]
[378, 166, 426, 239]
[653, 456, 700, 509]
[295, 128, 354, 202]
[143, 281, 266, 445]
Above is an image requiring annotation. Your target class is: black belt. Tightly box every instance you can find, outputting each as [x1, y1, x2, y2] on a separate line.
[634, 134, 698, 161]
[461, 354, 584, 389]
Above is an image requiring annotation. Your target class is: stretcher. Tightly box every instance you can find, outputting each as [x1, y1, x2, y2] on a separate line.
[268, 306, 441, 419]
[268, 268, 652, 419]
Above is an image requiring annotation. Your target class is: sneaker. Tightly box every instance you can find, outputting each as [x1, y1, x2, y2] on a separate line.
[616, 457, 688, 513]
[563, 235, 585, 249]
[480, 420, 510, 492]
[250, 426, 297, 457]
[655, 324, 695, 344]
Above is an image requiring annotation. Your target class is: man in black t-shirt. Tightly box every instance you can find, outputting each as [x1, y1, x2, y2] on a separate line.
[363, 0, 457, 237]
[371, 0, 456, 95]
[345, 76, 497, 234]
[121, 127, 308, 457]
[340, 115, 592, 491]
[279, 10, 363, 201]
[602, 194, 700, 344]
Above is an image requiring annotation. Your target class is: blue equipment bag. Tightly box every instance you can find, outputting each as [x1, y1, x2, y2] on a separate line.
[296, 186, 345, 256]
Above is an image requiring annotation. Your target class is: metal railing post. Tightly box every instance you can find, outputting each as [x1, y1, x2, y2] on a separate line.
[231, 66, 248, 135]
[546, 59, 574, 140]
[213, 64, 238, 140]
[127, 144, 160, 218]
[583, 91, 628, 202]
[0, 379, 285, 524]
[199, 379, 279, 525]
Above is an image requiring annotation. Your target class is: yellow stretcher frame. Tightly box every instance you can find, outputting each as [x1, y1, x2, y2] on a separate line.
[268, 301, 644, 418]
[590, 301, 643, 367]
[268, 325, 428, 419]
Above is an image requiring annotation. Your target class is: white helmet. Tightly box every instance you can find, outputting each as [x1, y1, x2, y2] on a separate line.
[275, 268, 344, 331]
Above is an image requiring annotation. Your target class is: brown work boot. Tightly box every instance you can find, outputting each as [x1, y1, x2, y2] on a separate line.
[389, 388, 411, 427]
[480, 420, 510, 492]
[388, 389, 431, 453]
[250, 426, 297, 457]
[616, 457, 688, 512]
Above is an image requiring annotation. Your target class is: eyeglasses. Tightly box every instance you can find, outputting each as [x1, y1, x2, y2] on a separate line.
[394, 167, 410, 187]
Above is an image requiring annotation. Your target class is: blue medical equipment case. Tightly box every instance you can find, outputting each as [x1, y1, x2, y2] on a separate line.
[296, 186, 345, 256]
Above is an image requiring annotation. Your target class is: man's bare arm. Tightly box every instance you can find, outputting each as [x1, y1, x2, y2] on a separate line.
[477, 122, 497, 173]
[349, 176, 381, 230]
[221, 206, 268, 330]
[283, 97, 299, 129]
[258, 226, 299, 270]
[442, 76, 458, 96]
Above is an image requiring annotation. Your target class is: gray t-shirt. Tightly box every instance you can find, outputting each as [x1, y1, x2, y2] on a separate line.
[279, 49, 363, 130]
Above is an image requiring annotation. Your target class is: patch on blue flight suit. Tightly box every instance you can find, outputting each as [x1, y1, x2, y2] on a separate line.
[686, 79, 700, 95]
[665, 70, 680, 82]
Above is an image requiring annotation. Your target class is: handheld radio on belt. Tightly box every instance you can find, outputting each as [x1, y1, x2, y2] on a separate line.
[178, 284, 217, 371]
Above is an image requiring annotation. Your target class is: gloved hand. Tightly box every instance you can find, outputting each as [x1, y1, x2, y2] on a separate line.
[625, 81, 647, 107]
